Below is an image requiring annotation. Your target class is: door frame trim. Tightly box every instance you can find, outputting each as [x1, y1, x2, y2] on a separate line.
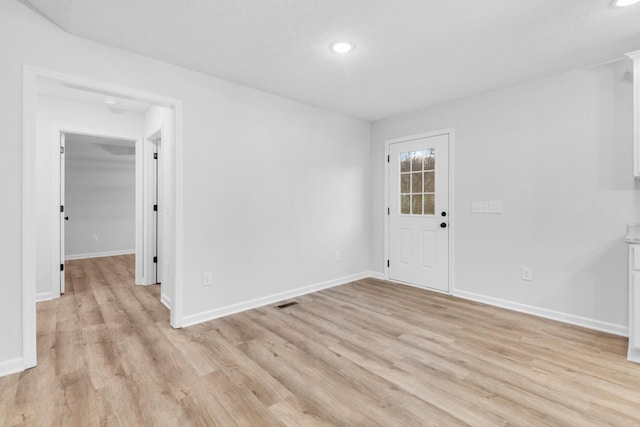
[384, 128, 455, 293]
[23, 65, 185, 370]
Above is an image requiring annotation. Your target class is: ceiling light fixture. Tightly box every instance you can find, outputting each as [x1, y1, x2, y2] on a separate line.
[104, 98, 117, 105]
[330, 41, 354, 54]
[615, 0, 640, 6]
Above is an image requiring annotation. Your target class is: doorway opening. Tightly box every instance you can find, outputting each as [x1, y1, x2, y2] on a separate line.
[23, 66, 184, 370]
[59, 132, 142, 295]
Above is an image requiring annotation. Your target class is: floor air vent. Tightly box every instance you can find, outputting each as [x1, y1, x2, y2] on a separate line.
[276, 301, 299, 309]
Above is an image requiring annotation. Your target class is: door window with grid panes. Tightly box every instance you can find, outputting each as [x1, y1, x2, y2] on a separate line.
[399, 149, 435, 215]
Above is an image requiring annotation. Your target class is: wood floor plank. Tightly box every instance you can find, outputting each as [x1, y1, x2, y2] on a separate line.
[196, 328, 294, 407]
[268, 396, 334, 427]
[238, 339, 372, 426]
[201, 369, 286, 427]
[3, 254, 640, 425]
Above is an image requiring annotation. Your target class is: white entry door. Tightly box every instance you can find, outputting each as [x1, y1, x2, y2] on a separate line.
[388, 133, 449, 292]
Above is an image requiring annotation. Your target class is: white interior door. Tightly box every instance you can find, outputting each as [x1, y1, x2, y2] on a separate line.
[135, 133, 161, 286]
[388, 133, 449, 292]
[152, 139, 159, 284]
[60, 132, 66, 294]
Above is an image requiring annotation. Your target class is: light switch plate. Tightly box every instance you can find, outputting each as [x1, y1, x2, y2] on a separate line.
[489, 201, 502, 214]
[472, 201, 489, 213]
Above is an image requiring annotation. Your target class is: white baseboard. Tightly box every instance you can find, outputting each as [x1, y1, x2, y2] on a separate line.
[181, 271, 371, 328]
[368, 271, 387, 280]
[366, 275, 627, 337]
[629, 347, 640, 364]
[65, 249, 134, 260]
[0, 357, 25, 378]
[452, 289, 628, 337]
[161, 293, 172, 310]
[36, 291, 56, 302]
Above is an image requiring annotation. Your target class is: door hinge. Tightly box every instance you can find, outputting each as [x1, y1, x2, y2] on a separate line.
[387, 259, 390, 268]
[60, 263, 64, 272]
[387, 155, 390, 163]
[60, 146, 65, 154]
[387, 207, 390, 215]
[60, 205, 64, 213]
[153, 204, 158, 212]
[153, 256, 157, 263]
[153, 153, 158, 160]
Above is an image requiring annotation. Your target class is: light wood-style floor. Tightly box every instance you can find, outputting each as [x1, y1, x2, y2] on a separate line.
[2, 255, 640, 426]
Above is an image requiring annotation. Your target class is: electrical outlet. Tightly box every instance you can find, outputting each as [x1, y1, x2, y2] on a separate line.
[521, 267, 533, 281]
[203, 272, 213, 286]
[92, 234, 98, 242]
[335, 251, 342, 262]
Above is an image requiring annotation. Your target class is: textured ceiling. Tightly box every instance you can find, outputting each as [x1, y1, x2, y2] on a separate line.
[24, 0, 640, 121]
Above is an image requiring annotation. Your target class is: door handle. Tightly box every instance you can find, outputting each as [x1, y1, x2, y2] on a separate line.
[440, 222, 447, 228]
[64, 216, 69, 221]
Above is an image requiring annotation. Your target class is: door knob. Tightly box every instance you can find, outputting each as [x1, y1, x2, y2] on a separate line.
[440, 222, 447, 228]
[64, 216, 69, 221]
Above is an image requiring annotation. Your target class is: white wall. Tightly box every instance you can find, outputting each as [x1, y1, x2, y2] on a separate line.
[35, 95, 144, 300]
[2, 0, 370, 372]
[180, 86, 370, 320]
[371, 59, 639, 332]
[65, 138, 136, 258]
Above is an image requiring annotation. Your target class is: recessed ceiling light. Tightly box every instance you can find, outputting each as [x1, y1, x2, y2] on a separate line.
[330, 41, 354, 54]
[615, 0, 640, 6]
[104, 98, 117, 105]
